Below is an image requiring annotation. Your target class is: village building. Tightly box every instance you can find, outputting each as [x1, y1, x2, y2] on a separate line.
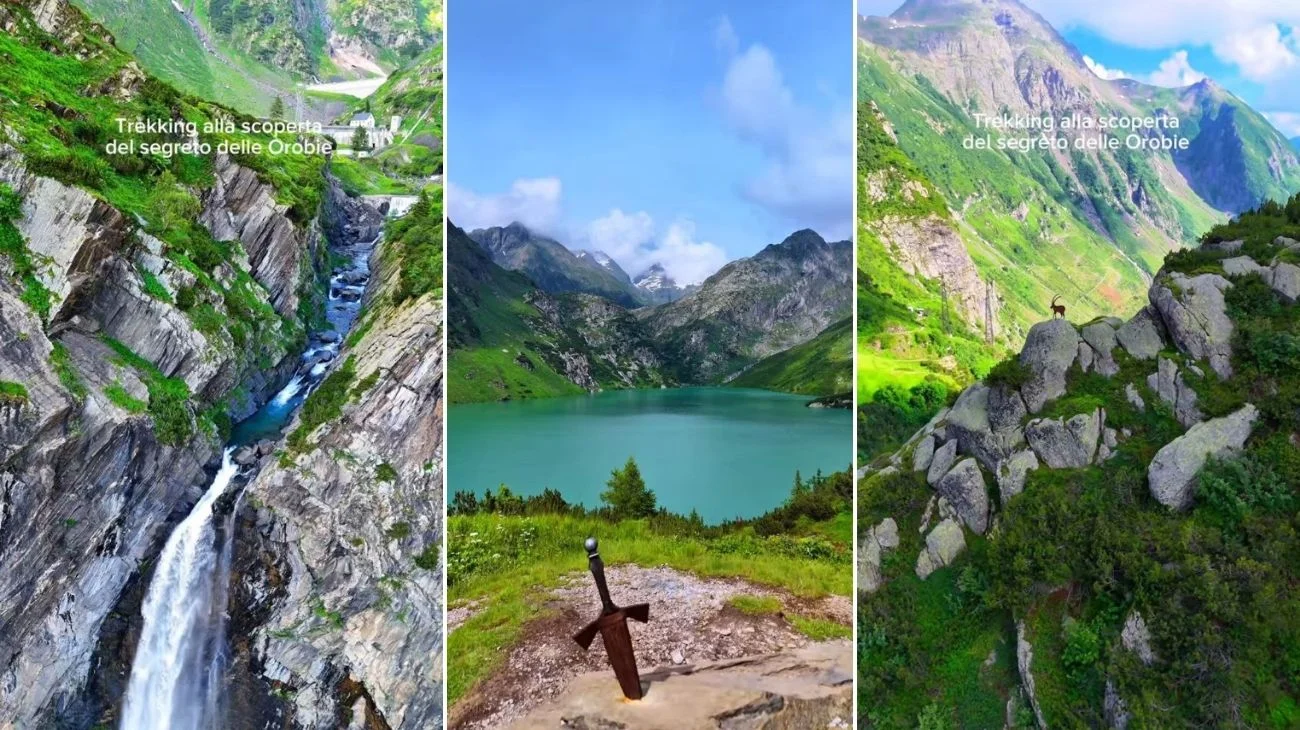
[320, 112, 402, 152]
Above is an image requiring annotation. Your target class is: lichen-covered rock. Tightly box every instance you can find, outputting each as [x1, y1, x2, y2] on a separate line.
[1270, 261, 1300, 302]
[913, 434, 936, 473]
[1018, 318, 1080, 413]
[915, 518, 966, 579]
[1148, 404, 1258, 510]
[934, 458, 989, 534]
[1115, 305, 1165, 360]
[1222, 256, 1265, 277]
[1025, 409, 1102, 469]
[996, 449, 1039, 504]
[927, 438, 958, 486]
[1016, 621, 1048, 730]
[1146, 357, 1202, 428]
[945, 383, 1024, 471]
[1149, 272, 1234, 378]
[1121, 612, 1156, 665]
[859, 517, 899, 594]
[1081, 320, 1120, 376]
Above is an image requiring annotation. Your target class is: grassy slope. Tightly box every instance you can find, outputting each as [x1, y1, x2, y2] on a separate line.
[731, 316, 852, 396]
[447, 224, 584, 404]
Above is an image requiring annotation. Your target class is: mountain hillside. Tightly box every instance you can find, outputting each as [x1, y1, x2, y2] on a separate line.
[448, 222, 669, 403]
[634, 262, 695, 304]
[468, 223, 645, 307]
[731, 316, 852, 397]
[643, 229, 852, 384]
[857, 202, 1300, 727]
[857, 0, 1300, 400]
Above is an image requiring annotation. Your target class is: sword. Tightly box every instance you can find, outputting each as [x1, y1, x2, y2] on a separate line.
[572, 537, 650, 700]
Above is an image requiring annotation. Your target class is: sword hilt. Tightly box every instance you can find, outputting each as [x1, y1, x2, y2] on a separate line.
[585, 537, 618, 614]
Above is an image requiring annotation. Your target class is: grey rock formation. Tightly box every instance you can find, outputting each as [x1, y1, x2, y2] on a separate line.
[1124, 383, 1145, 411]
[945, 383, 1024, 472]
[1019, 319, 1080, 413]
[1149, 273, 1235, 378]
[934, 458, 989, 534]
[1222, 256, 1266, 277]
[1115, 305, 1165, 360]
[1025, 409, 1103, 469]
[859, 517, 900, 594]
[1081, 320, 1121, 376]
[913, 434, 936, 472]
[915, 518, 966, 579]
[996, 449, 1039, 504]
[1016, 621, 1048, 730]
[1105, 679, 1131, 730]
[1148, 404, 1259, 510]
[1146, 357, 1202, 427]
[1271, 262, 1300, 302]
[927, 438, 958, 486]
[1121, 612, 1156, 665]
[230, 245, 445, 729]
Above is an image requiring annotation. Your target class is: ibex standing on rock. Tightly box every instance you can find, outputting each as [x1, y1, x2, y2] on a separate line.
[1050, 295, 1066, 320]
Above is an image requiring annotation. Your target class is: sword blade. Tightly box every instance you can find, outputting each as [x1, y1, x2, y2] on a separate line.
[598, 614, 643, 700]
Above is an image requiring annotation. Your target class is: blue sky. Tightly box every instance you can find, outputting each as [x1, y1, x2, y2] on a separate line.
[448, 0, 852, 284]
[859, 0, 1300, 140]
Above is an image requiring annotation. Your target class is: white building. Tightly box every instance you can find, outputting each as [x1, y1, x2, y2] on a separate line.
[321, 113, 398, 152]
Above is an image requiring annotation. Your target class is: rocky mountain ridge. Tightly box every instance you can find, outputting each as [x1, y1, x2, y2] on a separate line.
[468, 222, 644, 308]
[857, 221, 1300, 725]
[634, 262, 695, 304]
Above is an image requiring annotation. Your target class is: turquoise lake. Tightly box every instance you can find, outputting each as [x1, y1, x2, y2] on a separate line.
[448, 387, 852, 523]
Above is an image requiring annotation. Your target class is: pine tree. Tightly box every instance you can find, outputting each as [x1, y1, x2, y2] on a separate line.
[792, 470, 808, 497]
[351, 125, 369, 153]
[269, 95, 285, 120]
[601, 457, 657, 519]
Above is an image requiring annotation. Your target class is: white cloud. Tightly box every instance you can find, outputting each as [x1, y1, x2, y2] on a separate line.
[1083, 55, 1130, 81]
[447, 177, 563, 234]
[1025, 1, 1300, 51]
[585, 209, 727, 285]
[1146, 50, 1207, 88]
[717, 23, 851, 239]
[1213, 24, 1299, 81]
[1264, 111, 1300, 137]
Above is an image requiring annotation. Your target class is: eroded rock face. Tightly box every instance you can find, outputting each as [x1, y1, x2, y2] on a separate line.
[1019, 319, 1080, 413]
[507, 641, 853, 730]
[934, 459, 989, 534]
[1121, 611, 1156, 665]
[1149, 273, 1234, 378]
[996, 449, 1039, 504]
[1025, 409, 1102, 469]
[1146, 357, 1202, 428]
[1115, 305, 1165, 360]
[1148, 404, 1259, 510]
[230, 242, 446, 729]
[1017, 621, 1048, 730]
[1081, 320, 1121, 377]
[927, 438, 958, 486]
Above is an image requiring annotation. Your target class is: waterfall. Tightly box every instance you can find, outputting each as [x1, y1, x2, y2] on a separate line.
[272, 375, 304, 406]
[119, 450, 239, 730]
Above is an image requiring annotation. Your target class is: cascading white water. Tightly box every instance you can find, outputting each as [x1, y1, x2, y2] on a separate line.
[119, 450, 240, 730]
[271, 375, 304, 406]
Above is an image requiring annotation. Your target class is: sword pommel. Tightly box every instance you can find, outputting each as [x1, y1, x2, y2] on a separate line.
[584, 537, 599, 558]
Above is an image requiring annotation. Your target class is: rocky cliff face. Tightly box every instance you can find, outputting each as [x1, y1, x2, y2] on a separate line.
[857, 228, 1300, 725]
[0, 150, 321, 727]
[224, 215, 445, 729]
[644, 229, 852, 383]
[468, 223, 644, 308]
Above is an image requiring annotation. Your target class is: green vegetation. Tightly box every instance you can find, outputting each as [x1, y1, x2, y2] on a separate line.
[0, 381, 29, 404]
[285, 356, 356, 454]
[102, 336, 193, 445]
[859, 202, 1300, 727]
[103, 383, 147, 412]
[137, 266, 173, 303]
[731, 317, 852, 396]
[857, 378, 950, 463]
[0, 183, 53, 320]
[599, 457, 656, 519]
[374, 462, 398, 482]
[449, 465, 853, 708]
[728, 595, 781, 616]
[387, 188, 443, 302]
[49, 342, 88, 402]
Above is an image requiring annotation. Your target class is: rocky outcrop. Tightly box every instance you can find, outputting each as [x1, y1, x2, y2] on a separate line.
[945, 383, 1025, 472]
[1121, 611, 1156, 665]
[1019, 319, 1080, 413]
[926, 438, 958, 486]
[1146, 357, 1202, 427]
[1080, 319, 1121, 376]
[1115, 306, 1165, 360]
[996, 449, 1039, 504]
[1149, 273, 1234, 378]
[228, 231, 445, 729]
[507, 641, 852, 730]
[934, 458, 989, 534]
[859, 517, 899, 594]
[874, 213, 989, 329]
[1148, 404, 1259, 510]
[916, 517, 967, 579]
[1025, 409, 1102, 469]
[1016, 621, 1048, 730]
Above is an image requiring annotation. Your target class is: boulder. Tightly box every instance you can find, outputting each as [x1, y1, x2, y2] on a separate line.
[1149, 273, 1234, 378]
[1204, 239, 1244, 254]
[1222, 256, 1265, 277]
[987, 384, 1028, 434]
[1078, 342, 1094, 372]
[1081, 320, 1120, 376]
[1121, 612, 1156, 665]
[915, 518, 966, 579]
[858, 517, 900, 594]
[1270, 262, 1300, 302]
[1019, 319, 1080, 413]
[927, 439, 958, 486]
[1148, 404, 1259, 510]
[1115, 306, 1164, 360]
[946, 383, 1024, 471]
[1146, 357, 1202, 428]
[913, 435, 936, 473]
[1024, 409, 1103, 469]
[1124, 383, 1145, 411]
[1016, 622, 1048, 730]
[996, 449, 1039, 504]
[934, 459, 989, 534]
